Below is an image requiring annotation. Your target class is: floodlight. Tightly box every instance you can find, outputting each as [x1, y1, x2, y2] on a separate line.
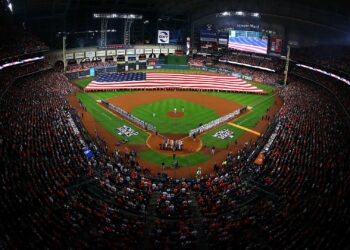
[8, 3, 13, 12]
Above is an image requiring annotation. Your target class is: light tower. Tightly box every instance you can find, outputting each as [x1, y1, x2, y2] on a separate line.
[284, 45, 291, 86]
[93, 13, 143, 46]
[62, 35, 67, 72]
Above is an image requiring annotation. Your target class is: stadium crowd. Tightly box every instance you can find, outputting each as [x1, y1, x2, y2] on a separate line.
[220, 53, 284, 71]
[0, 63, 349, 249]
[292, 45, 350, 74]
[0, 10, 48, 61]
[292, 66, 350, 114]
[66, 59, 118, 72]
[216, 63, 283, 83]
[188, 55, 284, 84]
[0, 12, 349, 246]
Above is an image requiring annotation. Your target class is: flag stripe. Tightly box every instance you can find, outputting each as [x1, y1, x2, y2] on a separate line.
[85, 72, 266, 94]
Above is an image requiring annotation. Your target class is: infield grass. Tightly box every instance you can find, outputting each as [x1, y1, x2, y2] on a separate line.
[131, 98, 218, 134]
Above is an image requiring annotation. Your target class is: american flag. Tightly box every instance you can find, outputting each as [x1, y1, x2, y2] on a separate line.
[85, 72, 266, 94]
[228, 37, 268, 54]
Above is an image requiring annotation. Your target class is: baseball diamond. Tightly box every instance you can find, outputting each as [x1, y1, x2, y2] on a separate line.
[72, 69, 278, 174]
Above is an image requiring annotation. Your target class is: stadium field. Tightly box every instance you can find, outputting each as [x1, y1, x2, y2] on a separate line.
[75, 69, 276, 167]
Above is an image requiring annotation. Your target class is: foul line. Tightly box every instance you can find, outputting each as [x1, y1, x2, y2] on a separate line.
[227, 122, 261, 136]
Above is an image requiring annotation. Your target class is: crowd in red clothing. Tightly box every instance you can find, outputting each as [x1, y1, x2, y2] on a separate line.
[220, 53, 284, 71]
[66, 60, 118, 72]
[0, 60, 51, 93]
[292, 66, 350, 114]
[188, 55, 284, 84]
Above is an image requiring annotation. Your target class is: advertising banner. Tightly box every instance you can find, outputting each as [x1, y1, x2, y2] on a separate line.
[117, 49, 125, 55]
[74, 52, 84, 59]
[158, 30, 170, 44]
[66, 53, 74, 60]
[106, 50, 116, 56]
[96, 50, 106, 57]
[168, 48, 175, 54]
[160, 48, 168, 54]
[135, 49, 144, 54]
[200, 30, 217, 42]
[126, 49, 135, 55]
[153, 48, 160, 54]
[270, 37, 283, 53]
[235, 23, 260, 31]
[145, 48, 153, 54]
[85, 51, 96, 58]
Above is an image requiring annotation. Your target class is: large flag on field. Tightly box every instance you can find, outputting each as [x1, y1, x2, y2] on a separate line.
[84, 72, 266, 94]
[228, 37, 268, 54]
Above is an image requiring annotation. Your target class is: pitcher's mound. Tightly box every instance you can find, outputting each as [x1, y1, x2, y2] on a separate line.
[167, 111, 184, 118]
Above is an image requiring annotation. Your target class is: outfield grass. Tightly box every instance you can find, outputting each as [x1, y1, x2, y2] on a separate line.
[74, 77, 94, 88]
[131, 98, 218, 134]
[139, 150, 211, 168]
[76, 92, 148, 144]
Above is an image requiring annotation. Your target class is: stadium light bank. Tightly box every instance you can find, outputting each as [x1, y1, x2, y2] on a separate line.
[93, 13, 143, 19]
[216, 11, 260, 18]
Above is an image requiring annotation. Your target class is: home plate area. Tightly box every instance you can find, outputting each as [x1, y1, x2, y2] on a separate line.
[213, 129, 235, 140]
[116, 125, 139, 137]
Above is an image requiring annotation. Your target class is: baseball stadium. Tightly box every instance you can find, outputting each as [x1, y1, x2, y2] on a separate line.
[0, 0, 349, 249]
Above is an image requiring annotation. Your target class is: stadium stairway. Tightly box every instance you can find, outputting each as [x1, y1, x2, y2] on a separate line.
[137, 192, 160, 250]
[190, 193, 209, 250]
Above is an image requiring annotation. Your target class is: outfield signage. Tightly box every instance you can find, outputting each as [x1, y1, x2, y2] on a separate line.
[153, 48, 160, 54]
[85, 51, 96, 58]
[135, 49, 144, 54]
[145, 48, 153, 54]
[160, 48, 168, 54]
[126, 49, 135, 55]
[66, 53, 74, 60]
[158, 30, 170, 44]
[106, 50, 116, 56]
[96, 50, 106, 57]
[117, 49, 125, 55]
[168, 48, 175, 54]
[74, 52, 84, 59]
